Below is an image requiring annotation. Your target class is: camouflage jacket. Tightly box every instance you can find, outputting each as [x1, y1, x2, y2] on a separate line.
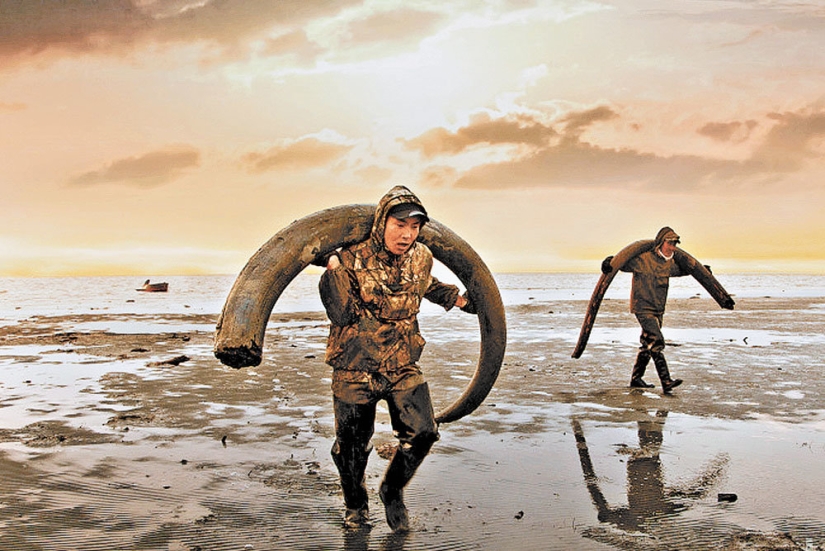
[319, 187, 460, 373]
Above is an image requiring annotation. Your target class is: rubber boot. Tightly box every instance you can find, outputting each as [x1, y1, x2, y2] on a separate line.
[331, 441, 371, 529]
[379, 440, 433, 532]
[652, 352, 682, 393]
[630, 350, 654, 388]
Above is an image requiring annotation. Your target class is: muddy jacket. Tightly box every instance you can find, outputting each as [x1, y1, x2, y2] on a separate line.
[621, 227, 688, 315]
[319, 186, 460, 373]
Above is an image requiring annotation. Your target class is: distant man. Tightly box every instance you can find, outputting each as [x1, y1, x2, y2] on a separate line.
[317, 185, 475, 531]
[602, 227, 687, 393]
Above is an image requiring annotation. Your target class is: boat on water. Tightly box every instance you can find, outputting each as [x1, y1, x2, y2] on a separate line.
[137, 279, 169, 292]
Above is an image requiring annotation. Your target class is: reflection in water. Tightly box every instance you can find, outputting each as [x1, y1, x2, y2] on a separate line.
[573, 410, 729, 544]
[343, 525, 410, 551]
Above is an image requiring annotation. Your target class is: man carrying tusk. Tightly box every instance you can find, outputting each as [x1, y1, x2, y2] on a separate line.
[315, 185, 476, 532]
[602, 227, 689, 394]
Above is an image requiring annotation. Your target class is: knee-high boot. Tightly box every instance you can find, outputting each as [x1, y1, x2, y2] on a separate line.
[331, 440, 371, 526]
[379, 439, 434, 532]
[652, 352, 682, 393]
[630, 350, 654, 388]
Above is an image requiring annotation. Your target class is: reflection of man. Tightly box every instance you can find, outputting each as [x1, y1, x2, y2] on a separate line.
[318, 186, 475, 532]
[602, 227, 687, 393]
[573, 410, 726, 536]
[573, 411, 679, 532]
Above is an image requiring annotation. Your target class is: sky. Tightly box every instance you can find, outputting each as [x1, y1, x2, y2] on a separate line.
[1, 0, 825, 277]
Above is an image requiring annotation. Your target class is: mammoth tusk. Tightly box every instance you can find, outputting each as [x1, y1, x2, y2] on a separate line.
[214, 204, 507, 424]
[572, 240, 653, 359]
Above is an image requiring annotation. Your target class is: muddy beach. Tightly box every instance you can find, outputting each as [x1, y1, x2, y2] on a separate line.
[1, 276, 824, 550]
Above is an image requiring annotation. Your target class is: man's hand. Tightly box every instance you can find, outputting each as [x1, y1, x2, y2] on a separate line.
[311, 251, 340, 269]
[457, 292, 477, 314]
[601, 256, 614, 274]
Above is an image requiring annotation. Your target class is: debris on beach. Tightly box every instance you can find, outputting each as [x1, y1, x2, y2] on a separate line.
[375, 442, 398, 459]
[725, 530, 808, 550]
[147, 354, 190, 367]
[106, 411, 156, 429]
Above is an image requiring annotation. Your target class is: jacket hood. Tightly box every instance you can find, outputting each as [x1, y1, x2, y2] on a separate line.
[370, 185, 427, 252]
[654, 226, 680, 248]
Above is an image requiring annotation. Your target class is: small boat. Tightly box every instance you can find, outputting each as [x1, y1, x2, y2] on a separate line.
[137, 279, 169, 292]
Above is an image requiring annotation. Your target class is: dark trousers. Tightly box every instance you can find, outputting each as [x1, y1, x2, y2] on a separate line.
[331, 374, 438, 510]
[636, 313, 665, 353]
[633, 314, 674, 384]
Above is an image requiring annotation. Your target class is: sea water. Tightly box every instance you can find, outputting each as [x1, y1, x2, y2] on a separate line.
[3, 271, 825, 322]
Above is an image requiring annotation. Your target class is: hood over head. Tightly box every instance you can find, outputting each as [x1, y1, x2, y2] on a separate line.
[370, 185, 428, 251]
[654, 226, 680, 248]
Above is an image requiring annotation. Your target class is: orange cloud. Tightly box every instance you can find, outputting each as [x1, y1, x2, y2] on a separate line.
[751, 109, 825, 171]
[698, 120, 758, 142]
[418, 165, 458, 188]
[342, 8, 445, 48]
[404, 112, 559, 158]
[68, 145, 200, 187]
[242, 137, 353, 173]
[0, 0, 360, 66]
[415, 105, 825, 192]
[453, 140, 734, 191]
[558, 105, 618, 138]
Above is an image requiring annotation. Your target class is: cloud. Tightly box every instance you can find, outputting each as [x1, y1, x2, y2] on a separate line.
[340, 7, 446, 49]
[241, 137, 353, 173]
[0, 0, 360, 65]
[559, 105, 619, 138]
[68, 145, 200, 187]
[261, 29, 323, 65]
[454, 139, 736, 191]
[418, 165, 459, 189]
[750, 109, 825, 171]
[698, 120, 758, 142]
[404, 111, 560, 158]
[0, 0, 152, 60]
[437, 105, 825, 192]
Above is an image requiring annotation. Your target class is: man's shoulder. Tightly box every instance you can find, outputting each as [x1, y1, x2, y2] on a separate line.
[408, 242, 433, 266]
[628, 250, 663, 272]
[412, 241, 432, 256]
[343, 240, 373, 258]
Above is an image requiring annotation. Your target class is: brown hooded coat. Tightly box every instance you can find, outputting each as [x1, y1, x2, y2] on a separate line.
[621, 227, 688, 315]
[319, 186, 460, 379]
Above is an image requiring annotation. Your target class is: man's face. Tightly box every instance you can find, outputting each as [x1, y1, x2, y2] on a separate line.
[661, 239, 678, 256]
[384, 215, 421, 255]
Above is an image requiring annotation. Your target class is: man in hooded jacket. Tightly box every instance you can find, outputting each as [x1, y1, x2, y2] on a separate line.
[317, 185, 475, 532]
[602, 227, 687, 393]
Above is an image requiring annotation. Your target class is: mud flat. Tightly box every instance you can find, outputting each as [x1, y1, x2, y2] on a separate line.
[1, 294, 824, 550]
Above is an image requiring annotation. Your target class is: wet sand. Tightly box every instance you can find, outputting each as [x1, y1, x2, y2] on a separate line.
[1, 296, 824, 550]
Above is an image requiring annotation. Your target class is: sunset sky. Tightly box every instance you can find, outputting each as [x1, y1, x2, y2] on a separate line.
[2, 0, 824, 277]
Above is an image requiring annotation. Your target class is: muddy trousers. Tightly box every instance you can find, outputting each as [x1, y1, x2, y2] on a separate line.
[331, 381, 439, 511]
[633, 314, 675, 385]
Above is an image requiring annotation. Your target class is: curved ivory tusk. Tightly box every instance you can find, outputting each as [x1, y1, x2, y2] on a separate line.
[214, 204, 507, 424]
[572, 240, 653, 359]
